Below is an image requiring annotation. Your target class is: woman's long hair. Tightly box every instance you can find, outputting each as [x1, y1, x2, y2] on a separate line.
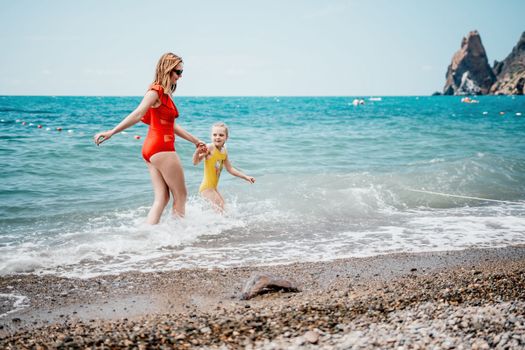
[152, 52, 183, 94]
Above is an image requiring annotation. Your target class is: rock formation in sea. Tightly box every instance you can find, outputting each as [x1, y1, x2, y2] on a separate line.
[443, 31, 496, 95]
[442, 31, 525, 95]
[490, 31, 525, 95]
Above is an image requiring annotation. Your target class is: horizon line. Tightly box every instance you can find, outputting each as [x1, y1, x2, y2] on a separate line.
[0, 94, 457, 98]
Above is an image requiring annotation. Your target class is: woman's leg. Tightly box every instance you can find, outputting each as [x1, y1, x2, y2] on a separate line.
[200, 189, 225, 212]
[150, 152, 187, 217]
[146, 162, 170, 224]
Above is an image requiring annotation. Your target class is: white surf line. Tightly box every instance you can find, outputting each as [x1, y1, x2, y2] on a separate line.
[405, 188, 523, 205]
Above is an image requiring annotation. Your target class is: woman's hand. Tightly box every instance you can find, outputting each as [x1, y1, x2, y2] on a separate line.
[93, 130, 114, 146]
[244, 176, 256, 184]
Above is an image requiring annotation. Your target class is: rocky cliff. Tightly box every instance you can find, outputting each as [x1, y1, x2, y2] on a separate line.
[443, 31, 496, 95]
[490, 31, 525, 95]
[442, 31, 525, 95]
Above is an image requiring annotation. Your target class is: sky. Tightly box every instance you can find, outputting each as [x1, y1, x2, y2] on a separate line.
[0, 0, 524, 96]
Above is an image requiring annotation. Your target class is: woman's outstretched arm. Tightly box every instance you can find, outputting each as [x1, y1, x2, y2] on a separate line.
[93, 91, 158, 145]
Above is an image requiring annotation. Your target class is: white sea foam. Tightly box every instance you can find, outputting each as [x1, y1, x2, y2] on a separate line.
[1, 171, 524, 278]
[0, 197, 251, 277]
[0, 293, 30, 318]
[4, 198, 524, 278]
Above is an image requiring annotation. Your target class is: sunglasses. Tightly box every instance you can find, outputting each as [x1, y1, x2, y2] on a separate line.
[173, 69, 183, 76]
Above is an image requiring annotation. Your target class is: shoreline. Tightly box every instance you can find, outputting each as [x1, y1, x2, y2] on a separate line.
[1, 245, 525, 348]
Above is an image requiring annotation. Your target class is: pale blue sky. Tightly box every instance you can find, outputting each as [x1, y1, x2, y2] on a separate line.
[1, 0, 523, 96]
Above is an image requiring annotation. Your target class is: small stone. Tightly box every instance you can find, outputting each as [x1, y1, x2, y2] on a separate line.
[304, 330, 319, 344]
[472, 339, 489, 350]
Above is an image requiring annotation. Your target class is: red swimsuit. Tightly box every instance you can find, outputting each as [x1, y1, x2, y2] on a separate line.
[141, 85, 179, 162]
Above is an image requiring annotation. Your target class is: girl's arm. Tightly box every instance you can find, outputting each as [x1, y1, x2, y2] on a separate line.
[94, 91, 158, 145]
[224, 158, 255, 184]
[174, 123, 204, 146]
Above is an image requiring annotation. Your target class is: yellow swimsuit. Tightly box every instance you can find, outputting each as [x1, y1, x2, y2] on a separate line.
[199, 146, 228, 192]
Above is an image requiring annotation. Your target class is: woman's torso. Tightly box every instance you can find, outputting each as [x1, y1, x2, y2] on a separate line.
[141, 85, 179, 162]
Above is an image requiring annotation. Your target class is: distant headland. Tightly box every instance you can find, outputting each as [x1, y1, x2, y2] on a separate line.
[435, 30, 525, 96]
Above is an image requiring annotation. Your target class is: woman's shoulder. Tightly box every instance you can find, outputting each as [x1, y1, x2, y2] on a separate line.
[144, 84, 164, 100]
[147, 84, 176, 110]
[149, 84, 164, 93]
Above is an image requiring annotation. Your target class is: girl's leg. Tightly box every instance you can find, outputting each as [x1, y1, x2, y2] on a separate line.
[146, 162, 170, 224]
[150, 152, 187, 217]
[216, 191, 225, 209]
[200, 189, 225, 212]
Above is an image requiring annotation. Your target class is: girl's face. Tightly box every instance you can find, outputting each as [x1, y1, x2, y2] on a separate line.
[170, 63, 184, 85]
[211, 126, 228, 148]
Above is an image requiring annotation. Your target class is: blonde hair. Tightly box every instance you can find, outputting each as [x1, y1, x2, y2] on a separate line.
[152, 52, 183, 94]
[212, 122, 229, 137]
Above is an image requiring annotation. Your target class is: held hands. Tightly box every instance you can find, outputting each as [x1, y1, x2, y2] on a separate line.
[195, 141, 209, 157]
[192, 141, 209, 165]
[93, 130, 115, 146]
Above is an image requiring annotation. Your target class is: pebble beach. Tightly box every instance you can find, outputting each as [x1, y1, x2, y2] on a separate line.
[1, 246, 524, 349]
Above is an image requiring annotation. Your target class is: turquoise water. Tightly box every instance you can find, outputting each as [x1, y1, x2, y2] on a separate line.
[1, 95, 524, 277]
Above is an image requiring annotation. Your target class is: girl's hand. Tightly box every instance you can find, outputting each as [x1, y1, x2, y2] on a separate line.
[94, 130, 114, 146]
[245, 176, 256, 184]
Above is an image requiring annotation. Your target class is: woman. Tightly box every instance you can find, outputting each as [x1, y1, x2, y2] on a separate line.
[94, 52, 204, 224]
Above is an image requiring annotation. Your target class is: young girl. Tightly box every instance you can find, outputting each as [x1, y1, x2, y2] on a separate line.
[193, 122, 255, 211]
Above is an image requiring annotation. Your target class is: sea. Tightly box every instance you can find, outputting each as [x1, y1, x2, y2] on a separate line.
[1, 95, 524, 278]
